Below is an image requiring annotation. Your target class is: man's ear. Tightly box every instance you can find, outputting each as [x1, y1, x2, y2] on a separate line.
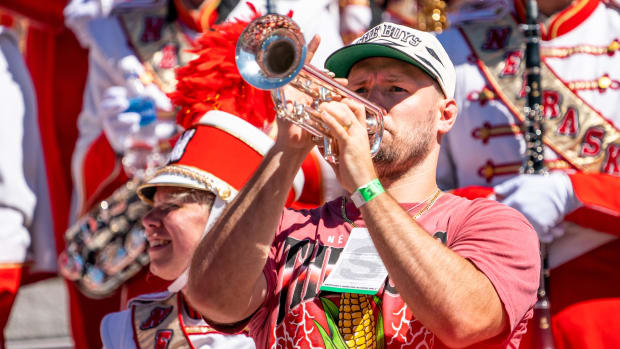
[437, 98, 457, 135]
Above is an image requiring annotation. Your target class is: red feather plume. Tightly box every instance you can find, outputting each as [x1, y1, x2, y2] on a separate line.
[170, 7, 275, 130]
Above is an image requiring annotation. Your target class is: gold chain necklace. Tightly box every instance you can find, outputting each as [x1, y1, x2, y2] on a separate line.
[341, 188, 442, 228]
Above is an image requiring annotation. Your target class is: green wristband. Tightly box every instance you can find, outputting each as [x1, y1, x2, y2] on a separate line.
[350, 179, 385, 208]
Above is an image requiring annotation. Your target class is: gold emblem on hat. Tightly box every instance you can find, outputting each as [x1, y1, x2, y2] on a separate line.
[218, 187, 231, 200]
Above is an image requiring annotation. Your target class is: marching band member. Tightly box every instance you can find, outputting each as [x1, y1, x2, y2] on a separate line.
[100, 19, 306, 347]
[101, 109, 305, 348]
[0, 24, 54, 349]
[437, 0, 620, 347]
[63, 1, 212, 347]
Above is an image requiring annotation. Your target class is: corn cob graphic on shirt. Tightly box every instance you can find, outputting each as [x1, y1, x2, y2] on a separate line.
[316, 292, 382, 349]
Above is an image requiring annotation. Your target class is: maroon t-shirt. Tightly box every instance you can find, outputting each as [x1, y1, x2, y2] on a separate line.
[244, 193, 540, 348]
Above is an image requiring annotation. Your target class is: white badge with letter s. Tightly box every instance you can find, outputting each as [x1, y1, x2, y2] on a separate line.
[320, 228, 388, 295]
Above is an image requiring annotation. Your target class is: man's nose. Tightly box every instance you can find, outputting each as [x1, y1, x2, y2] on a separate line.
[366, 87, 388, 111]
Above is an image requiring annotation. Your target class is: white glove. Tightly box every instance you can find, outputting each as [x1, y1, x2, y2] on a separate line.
[64, 0, 104, 48]
[119, 56, 172, 112]
[494, 172, 582, 243]
[100, 86, 142, 153]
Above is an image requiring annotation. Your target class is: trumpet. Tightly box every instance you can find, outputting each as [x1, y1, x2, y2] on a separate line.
[235, 14, 385, 163]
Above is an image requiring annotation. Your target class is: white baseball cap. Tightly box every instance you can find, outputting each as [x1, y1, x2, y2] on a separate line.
[325, 22, 456, 99]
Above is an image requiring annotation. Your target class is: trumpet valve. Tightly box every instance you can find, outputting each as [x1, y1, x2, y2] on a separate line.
[319, 86, 334, 102]
[293, 102, 306, 121]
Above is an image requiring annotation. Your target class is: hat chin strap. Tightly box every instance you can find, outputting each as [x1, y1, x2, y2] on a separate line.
[167, 195, 228, 293]
[167, 268, 189, 294]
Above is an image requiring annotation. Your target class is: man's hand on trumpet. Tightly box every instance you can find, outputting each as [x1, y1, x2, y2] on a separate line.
[273, 35, 322, 154]
[318, 97, 376, 193]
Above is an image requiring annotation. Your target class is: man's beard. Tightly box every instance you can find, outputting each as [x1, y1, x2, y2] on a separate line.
[373, 118, 434, 181]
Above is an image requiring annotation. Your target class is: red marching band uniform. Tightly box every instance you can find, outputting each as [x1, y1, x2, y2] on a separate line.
[0, 1, 88, 347]
[438, 0, 620, 347]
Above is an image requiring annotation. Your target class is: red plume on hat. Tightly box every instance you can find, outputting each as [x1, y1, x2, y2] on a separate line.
[139, 8, 305, 206]
[169, 6, 275, 130]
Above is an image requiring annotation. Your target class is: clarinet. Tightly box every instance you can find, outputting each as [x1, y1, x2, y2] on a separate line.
[522, 0, 545, 174]
[521, 1, 555, 348]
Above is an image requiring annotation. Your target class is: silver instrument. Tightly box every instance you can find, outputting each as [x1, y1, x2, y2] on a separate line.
[235, 14, 385, 163]
[58, 177, 150, 299]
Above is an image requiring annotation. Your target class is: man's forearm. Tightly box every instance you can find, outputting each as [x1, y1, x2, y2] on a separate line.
[187, 143, 308, 324]
[360, 194, 506, 347]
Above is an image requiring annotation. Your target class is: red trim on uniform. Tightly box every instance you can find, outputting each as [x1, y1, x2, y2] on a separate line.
[80, 133, 129, 215]
[449, 186, 495, 200]
[172, 0, 217, 33]
[0, 266, 22, 345]
[19, 269, 55, 286]
[177, 294, 198, 349]
[0, 0, 66, 28]
[564, 173, 620, 236]
[121, 269, 170, 309]
[553, 299, 620, 349]
[550, 237, 620, 314]
[3, 0, 89, 259]
[566, 206, 620, 238]
[285, 189, 296, 207]
[173, 0, 202, 32]
[514, 0, 599, 40]
[514, 0, 526, 22]
[546, 0, 599, 40]
[548, 239, 620, 347]
[0, 13, 14, 27]
[177, 293, 226, 339]
[24, 25, 87, 257]
[179, 292, 202, 320]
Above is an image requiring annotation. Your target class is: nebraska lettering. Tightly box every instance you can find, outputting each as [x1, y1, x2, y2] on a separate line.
[581, 127, 605, 157]
[557, 107, 579, 136]
[602, 143, 620, 175]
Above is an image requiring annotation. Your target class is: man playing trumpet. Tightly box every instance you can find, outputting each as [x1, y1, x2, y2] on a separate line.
[187, 21, 540, 348]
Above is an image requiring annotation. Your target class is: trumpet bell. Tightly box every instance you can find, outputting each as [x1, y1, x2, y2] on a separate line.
[235, 14, 385, 162]
[236, 14, 307, 90]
